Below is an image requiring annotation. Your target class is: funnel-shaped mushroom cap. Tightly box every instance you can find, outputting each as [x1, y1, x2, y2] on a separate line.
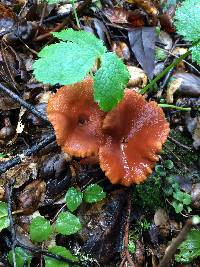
[99, 90, 169, 186]
[47, 78, 106, 157]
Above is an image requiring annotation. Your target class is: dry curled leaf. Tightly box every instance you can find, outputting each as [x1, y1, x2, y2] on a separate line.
[128, 27, 156, 79]
[16, 180, 46, 215]
[103, 7, 128, 24]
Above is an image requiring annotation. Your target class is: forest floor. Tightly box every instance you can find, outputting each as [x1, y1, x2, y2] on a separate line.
[0, 0, 200, 266]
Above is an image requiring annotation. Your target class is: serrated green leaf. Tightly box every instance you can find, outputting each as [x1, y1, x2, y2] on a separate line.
[175, 229, 200, 263]
[33, 42, 97, 85]
[191, 42, 200, 65]
[94, 52, 130, 111]
[53, 29, 106, 57]
[65, 187, 83, 212]
[8, 247, 32, 267]
[56, 211, 82, 235]
[45, 246, 79, 267]
[0, 201, 9, 231]
[83, 184, 106, 203]
[174, 0, 200, 42]
[30, 216, 52, 242]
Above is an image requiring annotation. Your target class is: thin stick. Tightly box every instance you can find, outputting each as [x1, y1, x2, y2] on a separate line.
[168, 136, 192, 151]
[0, 83, 49, 123]
[158, 216, 200, 267]
[0, 134, 56, 176]
[35, 0, 91, 42]
[16, 241, 82, 266]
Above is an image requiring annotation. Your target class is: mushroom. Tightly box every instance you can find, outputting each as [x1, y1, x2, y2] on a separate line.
[99, 89, 170, 186]
[47, 78, 169, 186]
[47, 77, 106, 157]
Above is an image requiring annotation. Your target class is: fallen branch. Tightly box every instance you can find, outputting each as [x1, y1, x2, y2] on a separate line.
[0, 134, 56, 176]
[158, 216, 200, 267]
[0, 83, 49, 123]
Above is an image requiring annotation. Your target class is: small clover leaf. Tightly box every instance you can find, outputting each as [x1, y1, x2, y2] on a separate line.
[65, 187, 83, 212]
[56, 211, 82, 235]
[45, 246, 79, 267]
[83, 184, 106, 203]
[30, 216, 52, 242]
[175, 229, 200, 263]
[8, 247, 32, 267]
[0, 201, 9, 231]
[172, 201, 183, 213]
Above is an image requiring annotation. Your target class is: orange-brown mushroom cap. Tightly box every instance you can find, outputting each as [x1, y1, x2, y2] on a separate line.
[47, 77, 106, 157]
[99, 89, 170, 186]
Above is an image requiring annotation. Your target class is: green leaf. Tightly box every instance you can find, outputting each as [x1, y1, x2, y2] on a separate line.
[128, 240, 136, 254]
[0, 153, 6, 159]
[172, 201, 183, 213]
[191, 42, 200, 65]
[30, 216, 52, 242]
[174, 0, 200, 42]
[56, 211, 82, 235]
[173, 191, 192, 205]
[175, 229, 200, 263]
[155, 165, 166, 176]
[83, 184, 106, 203]
[45, 246, 79, 267]
[0, 201, 9, 231]
[94, 52, 130, 111]
[163, 160, 174, 170]
[53, 29, 106, 57]
[33, 42, 97, 85]
[65, 187, 83, 212]
[155, 47, 167, 61]
[8, 247, 32, 267]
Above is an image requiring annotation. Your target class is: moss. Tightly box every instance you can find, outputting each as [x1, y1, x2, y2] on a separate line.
[133, 174, 164, 212]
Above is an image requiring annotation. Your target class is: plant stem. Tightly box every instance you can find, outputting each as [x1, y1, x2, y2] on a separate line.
[70, 0, 80, 28]
[140, 50, 190, 94]
[158, 104, 192, 111]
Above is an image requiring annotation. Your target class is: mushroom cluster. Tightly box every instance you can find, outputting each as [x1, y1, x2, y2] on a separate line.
[47, 77, 169, 186]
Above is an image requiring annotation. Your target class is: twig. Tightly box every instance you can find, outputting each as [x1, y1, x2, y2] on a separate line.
[7, 179, 17, 267]
[158, 216, 200, 267]
[0, 134, 56, 176]
[16, 241, 83, 266]
[168, 136, 192, 151]
[0, 83, 49, 123]
[35, 0, 92, 42]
